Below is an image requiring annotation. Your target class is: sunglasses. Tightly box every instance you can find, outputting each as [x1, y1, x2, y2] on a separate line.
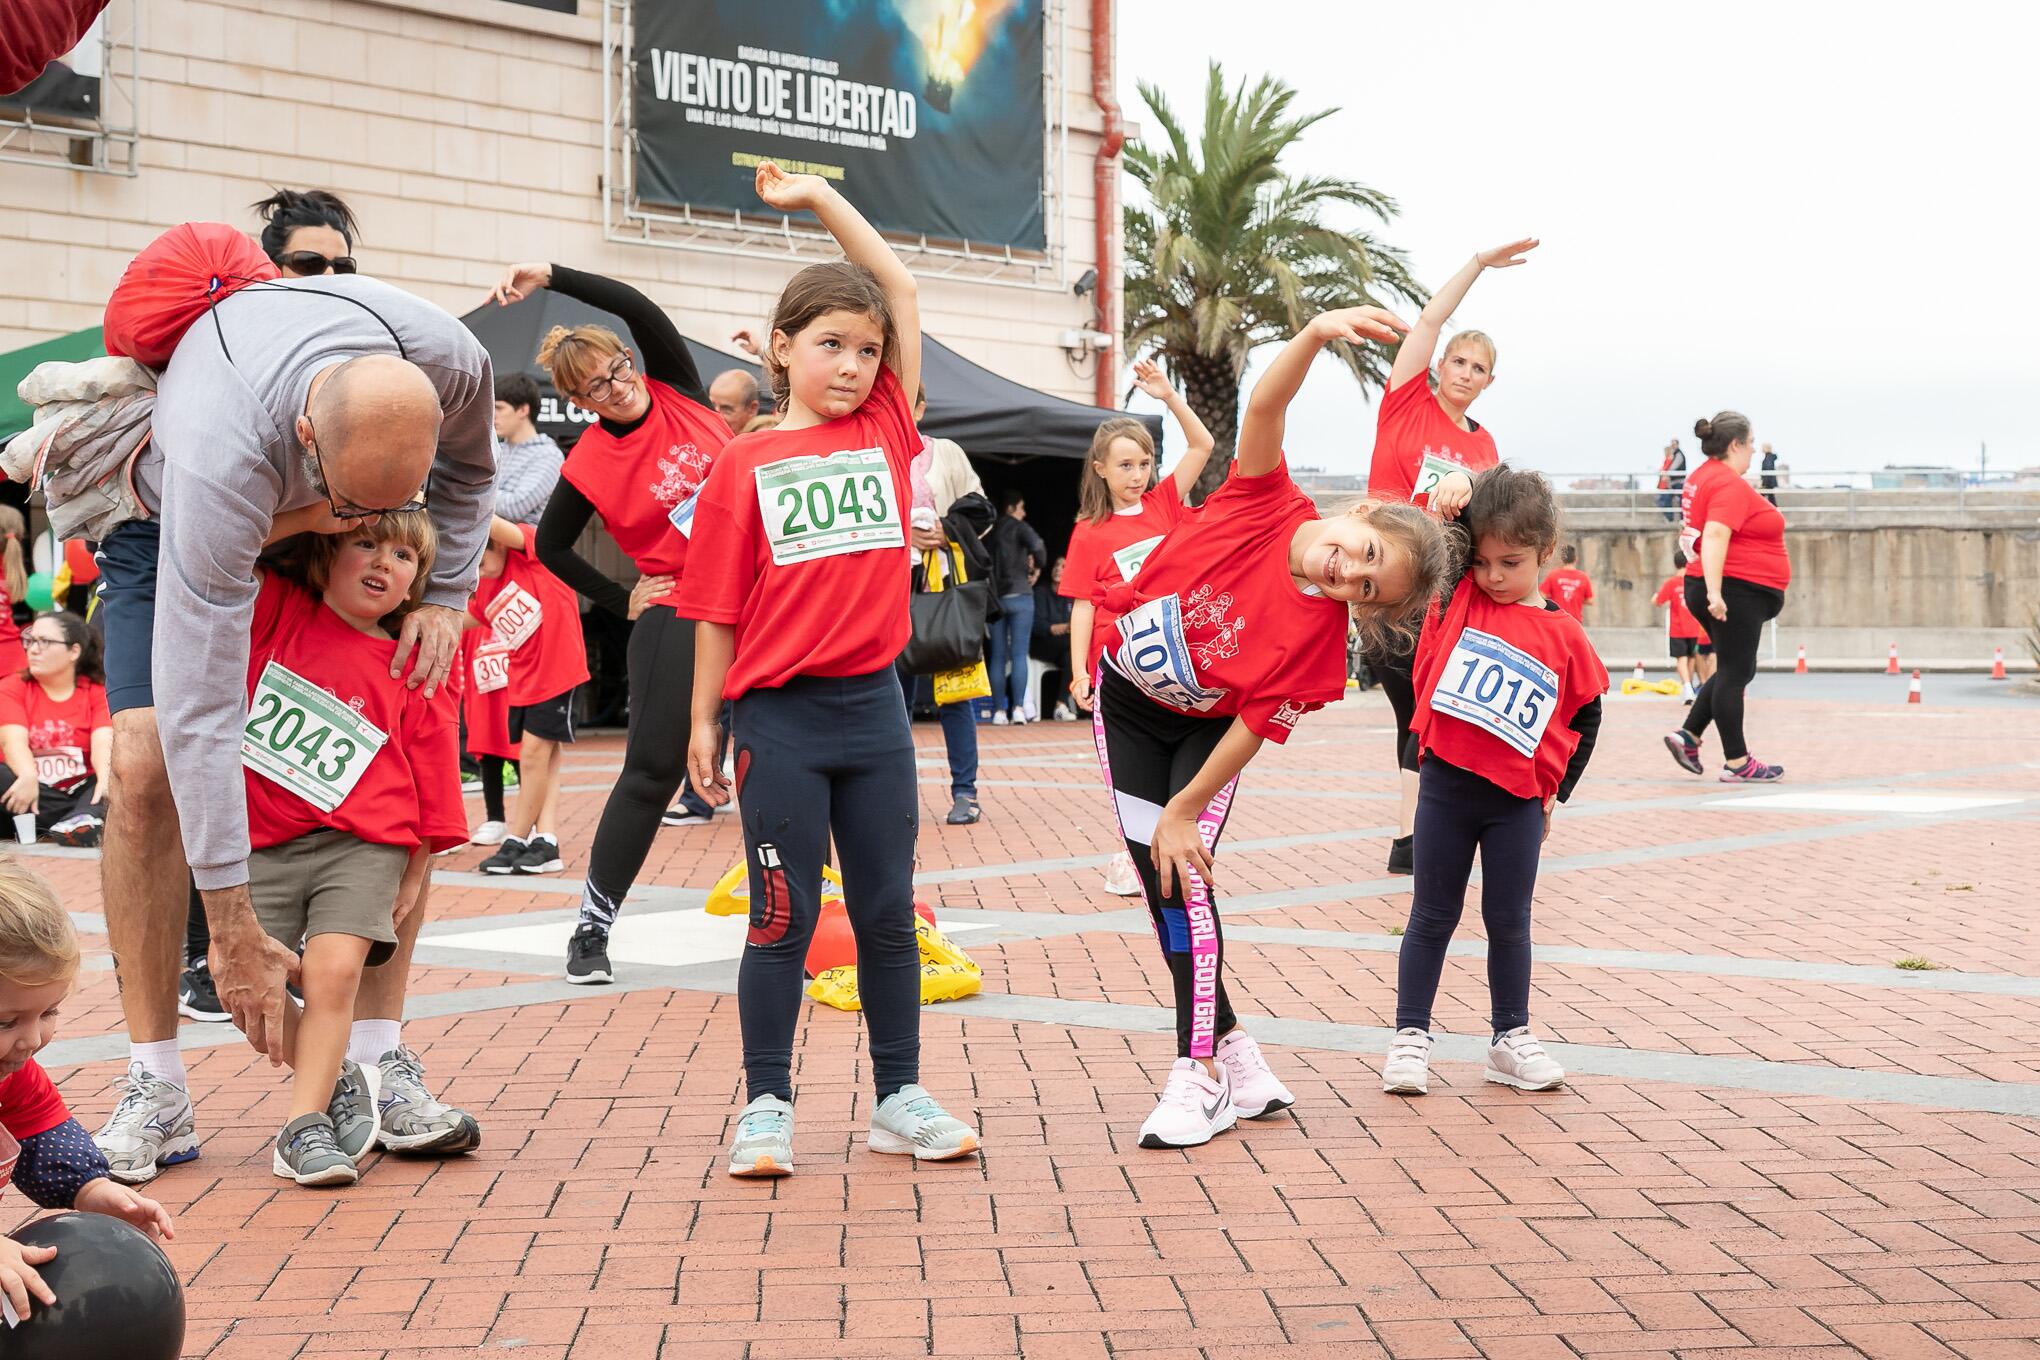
[277, 250, 358, 276]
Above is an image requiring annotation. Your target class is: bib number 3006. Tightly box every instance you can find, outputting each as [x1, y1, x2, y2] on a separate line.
[242, 661, 389, 813]
[755, 448, 903, 566]
[1434, 628, 1557, 758]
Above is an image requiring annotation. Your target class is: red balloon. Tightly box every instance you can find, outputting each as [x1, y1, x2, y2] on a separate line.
[103, 221, 279, 368]
[804, 900, 937, 977]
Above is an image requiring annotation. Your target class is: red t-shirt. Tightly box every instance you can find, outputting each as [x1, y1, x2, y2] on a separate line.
[1653, 575, 1710, 643]
[558, 378, 730, 612]
[0, 578, 20, 676]
[1681, 457, 1791, 591]
[1412, 576, 1607, 802]
[1541, 567, 1593, 620]
[242, 573, 468, 854]
[682, 366, 919, 701]
[1368, 375, 1500, 509]
[1060, 479, 1187, 673]
[469, 524, 589, 708]
[457, 627, 520, 762]
[0, 1061, 71, 1142]
[1100, 458, 1347, 744]
[0, 674, 109, 792]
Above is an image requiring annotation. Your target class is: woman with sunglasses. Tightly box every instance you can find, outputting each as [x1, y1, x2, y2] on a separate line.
[0, 613, 112, 847]
[253, 188, 362, 278]
[488, 261, 733, 985]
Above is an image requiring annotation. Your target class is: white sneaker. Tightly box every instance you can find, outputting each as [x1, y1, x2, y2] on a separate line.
[1138, 1058, 1236, 1149]
[93, 1061, 200, 1184]
[1381, 1028, 1433, 1095]
[869, 1085, 980, 1161]
[1102, 850, 1143, 896]
[728, 1094, 794, 1177]
[991, 711, 1009, 726]
[469, 820, 508, 846]
[1486, 1027, 1565, 1090]
[1215, 1030, 1294, 1119]
[1053, 704, 1075, 722]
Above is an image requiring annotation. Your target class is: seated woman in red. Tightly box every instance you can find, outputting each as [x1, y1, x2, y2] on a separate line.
[0, 612, 111, 847]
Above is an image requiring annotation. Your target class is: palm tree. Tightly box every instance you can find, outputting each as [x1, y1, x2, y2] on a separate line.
[1123, 64, 1426, 497]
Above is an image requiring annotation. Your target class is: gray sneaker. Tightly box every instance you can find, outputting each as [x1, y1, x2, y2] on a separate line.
[870, 1085, 979, 1161]
[273, 1112, 359, 1186]
[375, 1046, 481, 1153]
[327, 1059, 375, 1161]
[728, 1094, 794, 1177]
[92, 1061, 200, 1185]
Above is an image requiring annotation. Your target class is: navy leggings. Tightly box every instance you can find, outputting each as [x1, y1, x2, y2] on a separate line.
[733, 670, 922, 1103]
[1395, 757, 1542, 1034]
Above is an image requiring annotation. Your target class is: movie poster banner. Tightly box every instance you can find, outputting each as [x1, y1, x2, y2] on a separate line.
[633, 0, 1045, 251]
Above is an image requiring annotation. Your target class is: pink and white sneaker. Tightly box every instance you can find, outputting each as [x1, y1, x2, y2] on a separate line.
[1138, 1058, 1236, 1149]
[1215, 1030, 1295, 1119]
[1719, 754, 1784, 782]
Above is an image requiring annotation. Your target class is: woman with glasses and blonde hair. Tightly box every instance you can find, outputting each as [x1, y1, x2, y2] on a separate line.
[487, 262, 734, 984]
[0, 612, 111, 847]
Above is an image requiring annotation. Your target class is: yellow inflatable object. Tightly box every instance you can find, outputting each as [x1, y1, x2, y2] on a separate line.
[703, 859, 844, 916]
[805, 918, 983, 1012]
[1620, 677, 1685, 697]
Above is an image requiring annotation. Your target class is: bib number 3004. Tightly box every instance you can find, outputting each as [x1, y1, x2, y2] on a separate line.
[242, 661, 389, 813]
[755, 448, 903, 566]
[1434, 628, 1557, 758]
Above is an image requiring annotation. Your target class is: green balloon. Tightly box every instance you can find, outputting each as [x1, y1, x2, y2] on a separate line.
[25, 571, 53, 611]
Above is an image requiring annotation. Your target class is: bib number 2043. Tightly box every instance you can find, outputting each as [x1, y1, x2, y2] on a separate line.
[1434, 628, 1557, 758]
[242, 661, 389, 814]
[755, 449, 903, 566]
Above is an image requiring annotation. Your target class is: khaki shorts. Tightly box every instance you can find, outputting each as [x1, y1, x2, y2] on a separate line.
[249, 830, 407, 968]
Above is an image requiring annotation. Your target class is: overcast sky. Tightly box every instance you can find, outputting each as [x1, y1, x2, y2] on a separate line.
[1113, 0, 2038, 482]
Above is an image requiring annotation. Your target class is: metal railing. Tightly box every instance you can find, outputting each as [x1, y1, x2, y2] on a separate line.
[1540, 470, 2040, 529]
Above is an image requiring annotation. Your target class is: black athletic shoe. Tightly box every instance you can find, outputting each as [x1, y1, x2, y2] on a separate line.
[566, 923, 613, 985]
[514, 836, 564, 875]
[1386, 834, 1414, 876]
[178, 960, 230, 1023]
[480, 838, 528, 875]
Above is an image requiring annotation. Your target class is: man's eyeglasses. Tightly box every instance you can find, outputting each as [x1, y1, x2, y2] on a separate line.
[21, 636, 70, 652]
[303, 419, 429, 519]
[277, 251, 357, 276]
[574, 353, 636, 405]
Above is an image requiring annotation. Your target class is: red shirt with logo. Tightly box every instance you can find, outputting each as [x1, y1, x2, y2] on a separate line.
[1653, 574, 1710, 643]
[1681, 457, 1791, 591]
[1541, 567, 1594, 620]
[242, 572, 468, 854]
[1060, 479, 1187, 673]
[1368, 375, 1500, 509]
[558, 377, 729, 612]
[1411, 576, 1608, 802]
[469, 524, 589, 708]
[1099, 458, 1346, 744]
[457, 627, 520, 762]
[682, 366, 919, 701]
[0, 674, 108, 792]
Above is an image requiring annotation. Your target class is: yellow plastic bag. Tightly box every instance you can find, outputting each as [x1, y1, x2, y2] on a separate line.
[1619, 677, 1685, 697]
[933, 658, 991, 706]
[803, 917, 983, 1011]
[704, 859, 845, 916]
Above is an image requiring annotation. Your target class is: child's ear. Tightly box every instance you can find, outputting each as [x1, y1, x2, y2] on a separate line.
[1343, 497, 1384, 519]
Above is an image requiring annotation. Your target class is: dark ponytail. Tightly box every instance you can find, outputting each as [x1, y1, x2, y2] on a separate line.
[1693, 410, 1751, 461]
[251, 188, 360, 264]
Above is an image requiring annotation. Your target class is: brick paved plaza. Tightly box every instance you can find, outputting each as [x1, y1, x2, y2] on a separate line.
[21, 674, 2040, 1359]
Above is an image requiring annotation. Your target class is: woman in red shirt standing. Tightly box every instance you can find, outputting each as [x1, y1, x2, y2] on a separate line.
[1664, 411, 1791, 781]
[1365, 239, 1538, 875]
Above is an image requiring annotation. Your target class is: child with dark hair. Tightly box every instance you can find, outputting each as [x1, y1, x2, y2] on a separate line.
[1382, 464, 1606, 1099]
[0, 611, 110, 846]
[1540, 543, 1594, 622]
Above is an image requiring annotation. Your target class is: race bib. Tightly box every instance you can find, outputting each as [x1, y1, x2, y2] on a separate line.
[486, 583, 543, 651]
[1413, 453, 1464, 501]
[1112, 595, 1227, 713]
[1111, 533, 1165, 584]
[668, 489, 700, 539]
[754, 449, 904, 566]
[1434, 628, 1557, 759]
[32, 747, 87, 788]
[473, 643, 511, 695]
[1677, 523, 1699, 558]
[241, 661, 389, 814]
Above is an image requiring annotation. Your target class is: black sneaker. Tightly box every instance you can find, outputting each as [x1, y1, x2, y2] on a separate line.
[480, 838, 528, 875]
[177, 959, 230, 1022]
[566, 923, 613, 985]
[514, 836, 564, 875]
[1386, 834, 1414, 876]
[660, 800, 714, 827]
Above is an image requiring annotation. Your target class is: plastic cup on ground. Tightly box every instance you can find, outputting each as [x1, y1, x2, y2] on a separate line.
[13, 813, 36, 844]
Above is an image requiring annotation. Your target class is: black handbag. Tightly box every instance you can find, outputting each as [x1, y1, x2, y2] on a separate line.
[902, 544, 991, 675]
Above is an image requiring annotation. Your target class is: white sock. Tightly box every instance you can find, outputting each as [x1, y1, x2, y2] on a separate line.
[131, 1039, 187, 1089]
[347, 1019, 403, 1067]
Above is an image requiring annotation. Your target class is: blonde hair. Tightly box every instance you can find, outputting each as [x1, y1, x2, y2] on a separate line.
[0, 858, 79, 988]
[1078, 417, 1159, 525]
[536, 324, 628, 403]
[301, 509, 439, 633]
[0, 506, 27, 607]
[1349, 501, 1457, 654]
[1442, 329, 1497, 372]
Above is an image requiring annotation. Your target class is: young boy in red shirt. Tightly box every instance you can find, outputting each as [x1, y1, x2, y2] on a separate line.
[471, 517, 588, 876]
[1653, 549, 1713, 700]
[243, 513, 469, 1185]
[1540, 544, 1593, 622]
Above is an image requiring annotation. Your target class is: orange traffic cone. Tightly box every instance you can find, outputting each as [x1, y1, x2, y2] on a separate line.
[1794, 645, 1807, 675]
[1907, 670, 1922, 704]
[1886, 642, 1900, 675]
[1632, 660, 1646, 682]
[1990, 647, 2007, 681]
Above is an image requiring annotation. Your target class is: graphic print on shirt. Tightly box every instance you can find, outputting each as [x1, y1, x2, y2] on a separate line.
[1113, 584, 1234, 713]
[649, 440, 712, 508]
[1269, 700, 1309, 733]
[1433, 628, 1558, 758]
[24, 718, 89, 788]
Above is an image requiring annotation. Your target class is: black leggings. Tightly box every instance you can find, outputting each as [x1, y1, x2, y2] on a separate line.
[733, 671, 921, 1102]
[0, 773, 106, 838]
[1681, 576, 1785, 762]
[1369, 638, 1422, 773]
[1395, 757, 1541, 1034]
[1095, 667, 1239, 1059]
[480, 757, 519, 824]
[579, 605, 697, 929]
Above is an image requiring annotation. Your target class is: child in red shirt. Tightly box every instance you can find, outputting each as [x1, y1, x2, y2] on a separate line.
[0, 612, 111, 846]
[0, 507, 27, 677]
[1383, 466, 1605, 1099]
[1654, 548, 1713, 699]
[1540, 545, 1593, 621]
[1093, 307, 1453, 1151]
[0, 861, 172, 1320]
[471, 517, 588, 877]
[457, 624, 520, 842]
[244, 513, 468, 1187]
[685, 163, 978, 1177]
